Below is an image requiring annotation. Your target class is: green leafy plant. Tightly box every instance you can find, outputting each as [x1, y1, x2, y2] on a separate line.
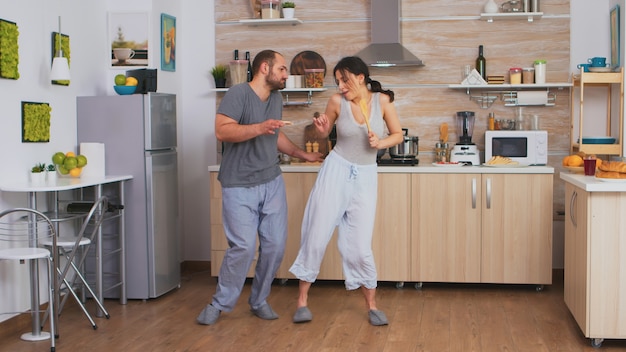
[211, 64, 227, 80]
[282, 1, 295, 8]
[47, 164, 56, 172]
[0, 19, 20, 79]
[31, 163, 46, 173]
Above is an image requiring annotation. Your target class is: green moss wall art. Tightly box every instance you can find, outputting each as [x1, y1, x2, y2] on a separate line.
[51, 31, 70, 85]
[22, 102, 52, 143]
[0, 18, 19, 80]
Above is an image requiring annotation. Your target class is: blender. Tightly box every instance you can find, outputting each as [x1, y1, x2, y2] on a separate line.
[450, 111, 481, 165]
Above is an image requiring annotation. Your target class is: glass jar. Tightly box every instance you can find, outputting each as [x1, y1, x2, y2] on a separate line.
[261, 0, 281, 19]
[509, 67, 522, 84]
[304, 69, 325, 88]
[522, 67, 535, 84]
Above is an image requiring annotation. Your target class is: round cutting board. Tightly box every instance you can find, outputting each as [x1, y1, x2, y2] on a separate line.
[290, 51, 327, 77]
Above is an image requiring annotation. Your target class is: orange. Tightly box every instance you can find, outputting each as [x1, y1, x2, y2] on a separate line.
[562, 155, 570, 166]
[69, 167, 82, 178]
[66, 151, 76, 157]
[568, 155, 584, 167]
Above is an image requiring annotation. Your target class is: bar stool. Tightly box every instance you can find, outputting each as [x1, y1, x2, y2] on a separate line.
[0, 208, 56, 352]
[41, 196, 110, 331]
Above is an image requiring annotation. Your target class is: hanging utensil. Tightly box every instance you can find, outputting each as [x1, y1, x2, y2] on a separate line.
[440, 123, 448, 143]
[359, 99, 371, 133]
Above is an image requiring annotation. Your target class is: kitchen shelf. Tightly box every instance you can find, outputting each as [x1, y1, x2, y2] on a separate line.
[211, 87, 326, 107]
[570, 68, 624, 156]
[448, 83, 572, 109]
[480, 12, 543, 22]
[238, 18, 303, 26]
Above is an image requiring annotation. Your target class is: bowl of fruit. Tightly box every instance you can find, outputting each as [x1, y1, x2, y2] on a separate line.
[52, 151, 88, 178]
[113, 74, 138, 95]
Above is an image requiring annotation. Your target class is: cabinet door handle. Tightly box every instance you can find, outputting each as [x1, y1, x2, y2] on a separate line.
[569, 191, 577, 227]
[472, 177, 477, 209]
[486, 177, 492, 209]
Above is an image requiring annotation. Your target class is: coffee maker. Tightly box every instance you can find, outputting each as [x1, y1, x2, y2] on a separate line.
[450, 111, 481, 165]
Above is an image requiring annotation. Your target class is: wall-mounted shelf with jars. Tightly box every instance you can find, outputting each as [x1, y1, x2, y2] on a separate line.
[238, 18, 303, 26]
[448, 83, 572, 109]
[211, 87, 326, 107]
[480, 12, 543, 23]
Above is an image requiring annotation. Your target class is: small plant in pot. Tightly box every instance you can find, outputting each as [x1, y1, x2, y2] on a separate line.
[211, 64, 228, 88]
[282, 1, 296, 18]
[30, 163, 46, 184]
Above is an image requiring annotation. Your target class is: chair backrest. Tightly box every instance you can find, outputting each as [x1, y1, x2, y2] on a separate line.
[58, 196, 108, 281]
[0, 208, 57, 251]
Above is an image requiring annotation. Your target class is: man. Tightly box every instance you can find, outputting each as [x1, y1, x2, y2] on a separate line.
[197, 50, 323, 325]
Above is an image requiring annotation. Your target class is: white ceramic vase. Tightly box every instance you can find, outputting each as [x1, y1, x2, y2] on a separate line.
[282, 8, 295, 19]
[484, 0, 498, 13]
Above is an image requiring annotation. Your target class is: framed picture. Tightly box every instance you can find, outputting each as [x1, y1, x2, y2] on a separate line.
[611, 5, 620, 70]
[22, 102, 51, 143]
[161, 14, 176, 72]
[51, 32, 70, 86]
[108, 12, 149, 68]
[0, 18, 19, 79]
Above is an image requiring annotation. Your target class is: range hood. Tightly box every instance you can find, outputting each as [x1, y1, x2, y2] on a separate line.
[355, 0, 424, 67]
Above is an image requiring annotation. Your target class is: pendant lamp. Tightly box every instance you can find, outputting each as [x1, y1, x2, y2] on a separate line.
[50, 16, 70, 81]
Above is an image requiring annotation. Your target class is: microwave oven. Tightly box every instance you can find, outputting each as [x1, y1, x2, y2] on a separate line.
[484, 130, 548, 165]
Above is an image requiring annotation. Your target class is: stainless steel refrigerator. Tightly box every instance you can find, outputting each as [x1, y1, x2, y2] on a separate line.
[77, 92, 180, 299]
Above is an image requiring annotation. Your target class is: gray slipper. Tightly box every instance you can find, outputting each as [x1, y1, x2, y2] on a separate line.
[292, 307, 313, 323]
[368, 309, 388, 326]
[197, 304, 220, 325]
[251, 303, 279, 320]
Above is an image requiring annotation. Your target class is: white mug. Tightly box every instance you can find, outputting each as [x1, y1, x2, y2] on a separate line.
[113, 48, 135, 61]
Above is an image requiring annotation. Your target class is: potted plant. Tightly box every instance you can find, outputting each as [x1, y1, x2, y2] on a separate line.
[282, 1, 295, 19]
[211, 64, 228, 88]
[30, 163, 46, 184]
[46, 164, 57, 183]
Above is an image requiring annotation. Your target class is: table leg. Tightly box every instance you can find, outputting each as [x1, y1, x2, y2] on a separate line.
[119, 181, 127, 305]
[21, 191, 51, 341]
[94, 185, 104, 318]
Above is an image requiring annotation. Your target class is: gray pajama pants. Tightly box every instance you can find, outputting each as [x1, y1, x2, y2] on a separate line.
[289, 151, 379, 290]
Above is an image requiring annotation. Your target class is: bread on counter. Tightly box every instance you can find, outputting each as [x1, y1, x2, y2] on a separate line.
[597, 161, 626, 178]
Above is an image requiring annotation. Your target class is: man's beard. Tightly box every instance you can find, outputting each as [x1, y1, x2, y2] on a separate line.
[266, 73, 285, 91]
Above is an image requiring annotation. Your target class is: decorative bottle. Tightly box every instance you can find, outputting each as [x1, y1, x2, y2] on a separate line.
[245, 51, 252, 82]
[475, 45, 487, 80]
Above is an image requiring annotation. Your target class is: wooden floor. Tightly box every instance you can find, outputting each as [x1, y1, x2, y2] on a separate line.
[2, 269, 626, 352]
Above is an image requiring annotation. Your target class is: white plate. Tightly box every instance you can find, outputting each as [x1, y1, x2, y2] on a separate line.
[595, 177, 626, 183]
[589, 67, 612, 73]
[482, 163, 528, 168]
[432, 162, 464, 167]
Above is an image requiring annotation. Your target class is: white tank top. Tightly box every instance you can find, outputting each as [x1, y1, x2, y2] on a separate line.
[333, 93, 384, 165]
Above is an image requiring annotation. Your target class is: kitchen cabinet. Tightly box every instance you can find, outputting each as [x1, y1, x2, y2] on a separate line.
[209, 171, 410, 282]
[563, 182, 626, 348]
[570, 68, 624, 157]
[411, 173, 552, 286]
[209, 171, 343, 280]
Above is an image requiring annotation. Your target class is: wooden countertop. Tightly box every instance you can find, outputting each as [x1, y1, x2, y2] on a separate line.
[560, 172, 626, 192]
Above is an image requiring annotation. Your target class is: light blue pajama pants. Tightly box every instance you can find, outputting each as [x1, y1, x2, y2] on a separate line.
[212, 175, 287, 312]
[290, 151, 379, 290]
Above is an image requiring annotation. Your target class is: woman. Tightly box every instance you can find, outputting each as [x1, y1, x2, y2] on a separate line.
[289, 56, 403, 326]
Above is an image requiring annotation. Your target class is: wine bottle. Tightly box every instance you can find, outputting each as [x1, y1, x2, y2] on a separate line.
[233, 49, 239, 60]
[476, 45, 486, 80]
[245, 51, 252, 82]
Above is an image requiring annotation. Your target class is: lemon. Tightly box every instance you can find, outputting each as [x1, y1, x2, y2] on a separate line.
[114, 74, 127, 86]
[126, 77, 139, 86]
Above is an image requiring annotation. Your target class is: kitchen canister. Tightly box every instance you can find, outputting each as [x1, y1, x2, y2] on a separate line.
[509, 67, 522, 84]
[534, 60, 546, 84]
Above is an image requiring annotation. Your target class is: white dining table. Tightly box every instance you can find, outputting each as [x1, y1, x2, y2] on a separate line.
[0, 174, 132, 341]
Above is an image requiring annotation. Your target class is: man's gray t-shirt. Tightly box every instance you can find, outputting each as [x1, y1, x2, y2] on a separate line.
[217, 83, 283, 188]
